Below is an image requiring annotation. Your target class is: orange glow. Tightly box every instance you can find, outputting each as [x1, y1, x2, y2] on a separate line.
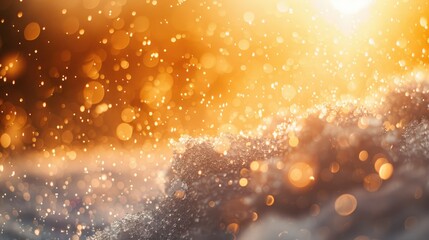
[358, 150, 368, 161]
[226, 223, 239, 234]
[379, 163, 394, 180]
[265, 195, 275, 206]
[329, 0, 373, 15]
[24, 22, 41, 41]
[239, 178, 248, 187]
[116, 123, 133, 141]
[83, 81, 105, 105]
[0, 133, 11, 148]
[287, 162, 314, 188]
[288, 136, 299, 147]
[250, 161, 260, 171]
[363, 174, 382, 192]
[121, 108, 136, 123]
[374, 157, 389, 173]
[0, 0, 426, 150]
[111, 30, 130, 50]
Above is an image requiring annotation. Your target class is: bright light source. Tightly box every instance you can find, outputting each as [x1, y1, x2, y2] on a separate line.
[330, 0, 373, 15]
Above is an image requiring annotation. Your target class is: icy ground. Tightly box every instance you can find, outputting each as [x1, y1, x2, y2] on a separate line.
[3, 78, 429, 240]
[0, 148, 168, 239]
[92, 78, 429, 240]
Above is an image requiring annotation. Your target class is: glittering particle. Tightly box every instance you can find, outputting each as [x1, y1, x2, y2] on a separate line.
[238, 39, 250, 51]
[23, 192, 31, 201]
[239, 178, 248, 187]
[288, 136, 299, 147]
[251, 212, 258, 221]
[335, 194, 357, 216]
[82, 53, 102, 79]
[287, 162, 314, 188]
[213, 136, 231, 154]
[0, 133, 11, 148]
[116, 123, 133, 141]
[358, 150, 368, 161]
[142, 50, 159, 67]
[174, 190, 186, 199]
[121, 108, 136, 123]
[262, 63, 273, 74]
[250, 161, 260, 171]
[200, 53, 217, 69]
[226, 223, 239, 234]
[120, 60, 130, 69]
[139, 73, 173, 108]
[374, 157, 389, 173]
[358, 117, 369, 129]
[330, 162, 340, 173]
[396, 38, 408, 49]
[24, 22, 41, 41]
[83, 81, 105, 105]
[243, 12, 254, 24]
[363, 174, 382, 192]
[420, 17, 428, 29]
[111, 30, 130, 50]
[265, 194, 275, 206]
[133, 16, 150, 32]
[378, 163, 393, 180]
[66, 151, 77, 160]
[281, 85, 297, 101]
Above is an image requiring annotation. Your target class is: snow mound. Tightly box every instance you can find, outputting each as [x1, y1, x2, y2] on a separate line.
[93, 76, 429, 240]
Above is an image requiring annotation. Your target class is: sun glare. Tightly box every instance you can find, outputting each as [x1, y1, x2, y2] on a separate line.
[330, 0, 373, 15]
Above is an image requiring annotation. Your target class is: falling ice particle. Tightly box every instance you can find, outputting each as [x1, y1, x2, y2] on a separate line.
[335, 194, 357, 216]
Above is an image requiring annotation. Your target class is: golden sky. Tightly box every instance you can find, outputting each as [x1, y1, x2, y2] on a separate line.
[0, 0, 428, 153]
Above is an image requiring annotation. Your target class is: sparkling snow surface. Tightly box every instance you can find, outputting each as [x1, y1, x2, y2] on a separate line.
[92, 79, 429, 240]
